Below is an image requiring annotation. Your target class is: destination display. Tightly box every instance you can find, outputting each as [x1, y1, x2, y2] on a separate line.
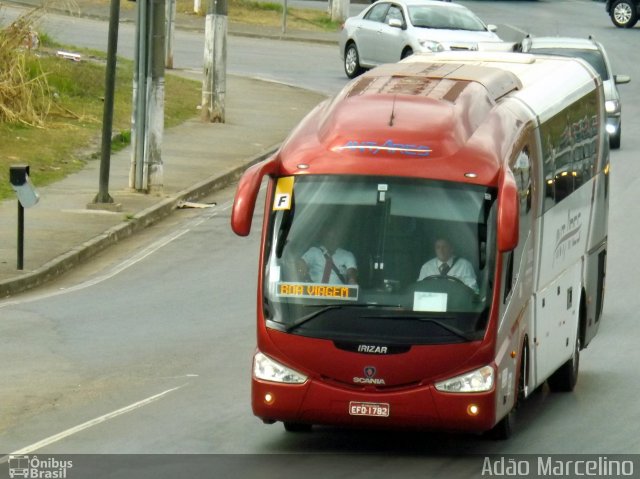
[277, 282, 359, 300]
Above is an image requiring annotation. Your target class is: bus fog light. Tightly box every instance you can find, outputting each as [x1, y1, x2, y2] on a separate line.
[254, 352, 308, 384]
[264, 393, 275, 405]
[467, 404, 480, 416]
[435, 365, 494, 393]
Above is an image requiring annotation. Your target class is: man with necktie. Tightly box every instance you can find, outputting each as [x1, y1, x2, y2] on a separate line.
[296, 228, 358, 285]
[417, 237, 478, 292]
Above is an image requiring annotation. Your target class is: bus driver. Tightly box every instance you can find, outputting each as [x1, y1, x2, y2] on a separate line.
[418, 237, 478, 293]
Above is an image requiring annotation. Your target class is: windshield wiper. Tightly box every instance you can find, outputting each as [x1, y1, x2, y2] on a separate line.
[285, 304, 403, 333]
[366, 315, 475, 341]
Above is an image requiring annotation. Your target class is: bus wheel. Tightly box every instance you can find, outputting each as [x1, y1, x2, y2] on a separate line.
[487, 341, 527, 440]
[283, 422, 312, 432]
[487, 409, 514, 440]
[548, 334, 581, 392]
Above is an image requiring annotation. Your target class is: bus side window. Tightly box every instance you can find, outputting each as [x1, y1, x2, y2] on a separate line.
[540, 89, 599, 209]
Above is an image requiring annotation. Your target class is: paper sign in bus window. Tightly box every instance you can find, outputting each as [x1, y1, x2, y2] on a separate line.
[413, 292, 447, 312]
[273, 176, 294, 210]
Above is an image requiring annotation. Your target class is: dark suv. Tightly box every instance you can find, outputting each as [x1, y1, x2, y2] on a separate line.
[606, 0, 639, 28]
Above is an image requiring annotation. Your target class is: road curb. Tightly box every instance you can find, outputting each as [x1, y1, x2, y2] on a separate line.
[0, 145, 278, 299]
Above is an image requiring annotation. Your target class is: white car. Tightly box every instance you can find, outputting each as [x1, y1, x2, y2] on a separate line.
[519, 36, 631, 149]
[339, 0, 501, 79]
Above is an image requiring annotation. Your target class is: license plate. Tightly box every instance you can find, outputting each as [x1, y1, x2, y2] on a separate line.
[348, 401, 390, 417]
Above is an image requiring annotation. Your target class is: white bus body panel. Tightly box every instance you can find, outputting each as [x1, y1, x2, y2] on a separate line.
[533, 261, 581, 386]
[536, 180, 592, 289]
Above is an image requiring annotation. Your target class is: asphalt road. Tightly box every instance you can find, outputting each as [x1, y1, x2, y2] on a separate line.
[0, 0, 639, 476]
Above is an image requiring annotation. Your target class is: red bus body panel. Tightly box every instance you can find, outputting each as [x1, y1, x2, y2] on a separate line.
[237, 54, 605, 434]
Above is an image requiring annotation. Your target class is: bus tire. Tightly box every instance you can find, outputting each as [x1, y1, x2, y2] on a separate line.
[487, 410, 514, 440]
[547, 333, 580, 392]
[487, 340, 527, 440]
[283, 422, 312, 432]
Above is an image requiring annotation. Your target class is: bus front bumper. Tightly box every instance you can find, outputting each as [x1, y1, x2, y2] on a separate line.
[252, 378, 497, 433]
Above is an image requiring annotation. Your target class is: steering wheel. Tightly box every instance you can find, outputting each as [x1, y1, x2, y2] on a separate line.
[418, 274, 473, 291]
[418, 275, 478, 295]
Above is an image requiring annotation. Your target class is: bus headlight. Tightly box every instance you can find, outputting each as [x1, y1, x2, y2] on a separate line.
[435, 365, 494, 393]
[253, 352, 308, 384]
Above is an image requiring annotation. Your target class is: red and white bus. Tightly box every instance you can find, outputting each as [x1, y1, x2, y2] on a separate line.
[231, 51, 609, 438]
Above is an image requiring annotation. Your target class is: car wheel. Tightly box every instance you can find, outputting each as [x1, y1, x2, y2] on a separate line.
[344, 42, 364, 79]
[401, 47, 414, 60]
[611, 0, 639, 28]
[610, 123, 621, 149]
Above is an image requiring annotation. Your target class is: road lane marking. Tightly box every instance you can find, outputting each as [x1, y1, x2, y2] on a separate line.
[0, 228, 189, 309]
[1, 384, 186, 459]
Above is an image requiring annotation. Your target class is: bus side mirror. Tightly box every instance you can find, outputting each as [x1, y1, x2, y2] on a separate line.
[231, 157, 279, 236]
[497, 169, 519, 252]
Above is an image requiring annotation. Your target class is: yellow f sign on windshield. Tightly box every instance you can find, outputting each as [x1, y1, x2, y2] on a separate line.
[273, 176, 294, 210]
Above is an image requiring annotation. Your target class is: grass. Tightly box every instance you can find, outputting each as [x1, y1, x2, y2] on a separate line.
[60, 0, 342, 31]
[176, 0, 343, 32]
[0, 37, 201, 201]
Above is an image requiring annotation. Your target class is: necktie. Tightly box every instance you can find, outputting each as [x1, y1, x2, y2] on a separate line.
[439, 262, 450, 276]
[322, 253, 334, 283]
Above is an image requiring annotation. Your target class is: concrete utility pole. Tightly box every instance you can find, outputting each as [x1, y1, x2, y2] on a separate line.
[202, 0, 227, 123]
[330, 0, 349, 23]
[165, 0, 176, 69]
[148, 0, 166, 193]
[130, 0, 166, 193]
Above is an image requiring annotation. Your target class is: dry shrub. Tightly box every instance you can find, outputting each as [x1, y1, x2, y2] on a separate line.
[0, 9, 50, 126]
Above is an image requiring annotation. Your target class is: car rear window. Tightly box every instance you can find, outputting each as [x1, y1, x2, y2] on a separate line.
[531, 48, 609, 81]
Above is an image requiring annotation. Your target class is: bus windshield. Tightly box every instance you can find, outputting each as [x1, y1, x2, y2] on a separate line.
[263, 175, 497, 345]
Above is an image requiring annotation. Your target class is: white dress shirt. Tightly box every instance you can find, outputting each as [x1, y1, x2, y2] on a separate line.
[302, 246, 357, 284]
[417, 256, 478, 292]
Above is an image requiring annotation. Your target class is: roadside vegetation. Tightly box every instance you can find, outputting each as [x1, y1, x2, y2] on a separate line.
[156, 0, 343, 32]
[0, 0, 338, 201]
[224, 0, 342, 31]
[0, 9, 201, 201]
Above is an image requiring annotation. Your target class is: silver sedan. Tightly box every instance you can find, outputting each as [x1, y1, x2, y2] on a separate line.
[339, 0, 501, 78]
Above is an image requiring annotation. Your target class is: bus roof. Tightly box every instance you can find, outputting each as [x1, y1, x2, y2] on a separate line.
[276, 52, 601, 185]
[401, 51, 600, 122]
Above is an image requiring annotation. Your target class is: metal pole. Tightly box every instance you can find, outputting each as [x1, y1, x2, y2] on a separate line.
[94, 0, 121, 204]
[16, 202, 24, 270]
